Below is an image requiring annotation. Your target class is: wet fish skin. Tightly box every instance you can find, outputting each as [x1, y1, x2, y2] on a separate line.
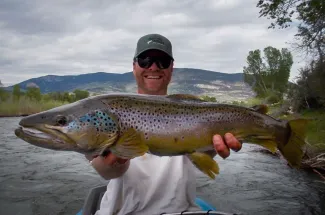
[14, 93, 308, 179]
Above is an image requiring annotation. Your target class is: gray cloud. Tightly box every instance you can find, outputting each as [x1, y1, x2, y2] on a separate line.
[0, 0, 306, 86]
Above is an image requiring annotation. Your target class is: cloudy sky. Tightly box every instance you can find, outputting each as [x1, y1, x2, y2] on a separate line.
[1, 0, 306, 86]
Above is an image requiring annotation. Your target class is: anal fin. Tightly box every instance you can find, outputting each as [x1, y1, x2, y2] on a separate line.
[255, 140, 278, 153]
[247, 135, 278, 153]
[187, 152, 219, 179]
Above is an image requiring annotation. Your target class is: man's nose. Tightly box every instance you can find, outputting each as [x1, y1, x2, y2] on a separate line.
[148, 62, 159, 71]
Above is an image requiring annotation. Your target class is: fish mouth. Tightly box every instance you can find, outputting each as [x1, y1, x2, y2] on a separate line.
[14, 125, 78, 152]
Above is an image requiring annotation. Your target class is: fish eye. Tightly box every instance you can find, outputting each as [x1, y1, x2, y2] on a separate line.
[56, 115, 68, 126]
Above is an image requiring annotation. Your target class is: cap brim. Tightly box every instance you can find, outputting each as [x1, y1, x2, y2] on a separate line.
[135, 47, 174, 60]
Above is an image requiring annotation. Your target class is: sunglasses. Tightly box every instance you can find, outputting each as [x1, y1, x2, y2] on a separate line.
[135, 56, 172, 69]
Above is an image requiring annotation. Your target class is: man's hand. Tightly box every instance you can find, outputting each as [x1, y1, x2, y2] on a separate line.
[85, 152, 130, 180]
[212, 133, 242, 158]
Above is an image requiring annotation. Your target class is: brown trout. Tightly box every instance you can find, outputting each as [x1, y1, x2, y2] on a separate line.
[14, 93, 308, 179]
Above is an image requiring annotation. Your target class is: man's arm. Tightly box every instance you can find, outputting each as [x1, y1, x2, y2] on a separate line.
[87, 133, 242, 180]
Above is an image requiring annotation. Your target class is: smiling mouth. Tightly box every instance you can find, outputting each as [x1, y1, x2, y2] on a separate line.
[144, 75, 162, 79]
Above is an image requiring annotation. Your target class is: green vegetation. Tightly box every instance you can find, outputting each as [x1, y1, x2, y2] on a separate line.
[280, 110, 325, 152]
[0, 86, 89, 117]
[200, 95, 217, 102]
[235, 0, 325, 173]
[257, 0, 325, 111]
[0, 97, 68, 117]
[243, 46, 293, 102]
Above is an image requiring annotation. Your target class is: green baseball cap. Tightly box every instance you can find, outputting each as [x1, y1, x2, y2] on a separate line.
[134, 33, 174, 60]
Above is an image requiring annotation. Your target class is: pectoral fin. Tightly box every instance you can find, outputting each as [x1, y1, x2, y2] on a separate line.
[110, 128, 148, 159]
[187, 152, 219, 179]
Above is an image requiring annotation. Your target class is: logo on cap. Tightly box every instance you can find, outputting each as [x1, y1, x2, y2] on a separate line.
[147, 37, 165, 46]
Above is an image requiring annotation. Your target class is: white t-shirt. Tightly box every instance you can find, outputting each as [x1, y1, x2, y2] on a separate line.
[95, 154, 201, 215]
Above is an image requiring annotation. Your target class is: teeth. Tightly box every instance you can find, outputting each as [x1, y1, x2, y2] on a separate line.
[146, 76, 161, 79]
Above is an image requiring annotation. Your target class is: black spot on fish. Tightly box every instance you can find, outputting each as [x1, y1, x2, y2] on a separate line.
[174, 137, 178, 143]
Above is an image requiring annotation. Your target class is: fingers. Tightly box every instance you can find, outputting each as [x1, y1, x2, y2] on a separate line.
[224, 133, 242, 152]
[213, 133, 242, 159]
[213, 134, 230, 159]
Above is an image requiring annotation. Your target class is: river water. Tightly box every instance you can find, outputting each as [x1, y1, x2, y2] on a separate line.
[1, 117, 325, 215]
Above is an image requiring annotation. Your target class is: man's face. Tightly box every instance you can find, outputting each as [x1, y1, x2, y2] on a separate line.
[133, 50, 173, 95]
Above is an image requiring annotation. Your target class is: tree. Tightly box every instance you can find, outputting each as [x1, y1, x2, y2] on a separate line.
[287, 58, 325, 111]
[26, 86, 41, 101]
[12, 84, 21, 101]
[73, 89, 89, 101]
[257, 0, 325, 110]
[243, 46, 293, 100]
[0, 88, 9, 102]
[257, 0, 325, 64]
[243, 49, 268, 96]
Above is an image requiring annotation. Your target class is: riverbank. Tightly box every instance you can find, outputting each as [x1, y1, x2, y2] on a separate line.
[0, 98, 68, 117]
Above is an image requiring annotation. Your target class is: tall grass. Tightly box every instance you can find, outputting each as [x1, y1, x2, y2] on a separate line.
[0, 97, 68, 117]
[280, 109, 325, 152]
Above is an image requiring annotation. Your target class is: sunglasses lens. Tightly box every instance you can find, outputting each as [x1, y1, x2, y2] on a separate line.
[157, 58, 171, 69]
[137, 56, 171, 69]
[137, 57, 152, 68]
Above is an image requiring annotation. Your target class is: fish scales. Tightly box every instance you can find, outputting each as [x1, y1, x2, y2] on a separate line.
[101, 96, 284, 156]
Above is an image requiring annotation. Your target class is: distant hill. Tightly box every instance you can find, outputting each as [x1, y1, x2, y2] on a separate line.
[6, 68, 255, 102]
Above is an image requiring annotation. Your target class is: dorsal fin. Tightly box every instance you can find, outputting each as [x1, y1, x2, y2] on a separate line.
[250, 104, 268, 114]
[166, 94, 204, 102]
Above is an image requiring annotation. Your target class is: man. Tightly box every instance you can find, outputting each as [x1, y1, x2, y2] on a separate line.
[89, 33, 242, 215]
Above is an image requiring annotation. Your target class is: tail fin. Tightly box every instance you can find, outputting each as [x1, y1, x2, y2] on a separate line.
[281, 119, 309, 167]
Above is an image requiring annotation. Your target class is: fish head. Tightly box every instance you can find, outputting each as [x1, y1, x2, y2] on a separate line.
[15, 98, 120, 156]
